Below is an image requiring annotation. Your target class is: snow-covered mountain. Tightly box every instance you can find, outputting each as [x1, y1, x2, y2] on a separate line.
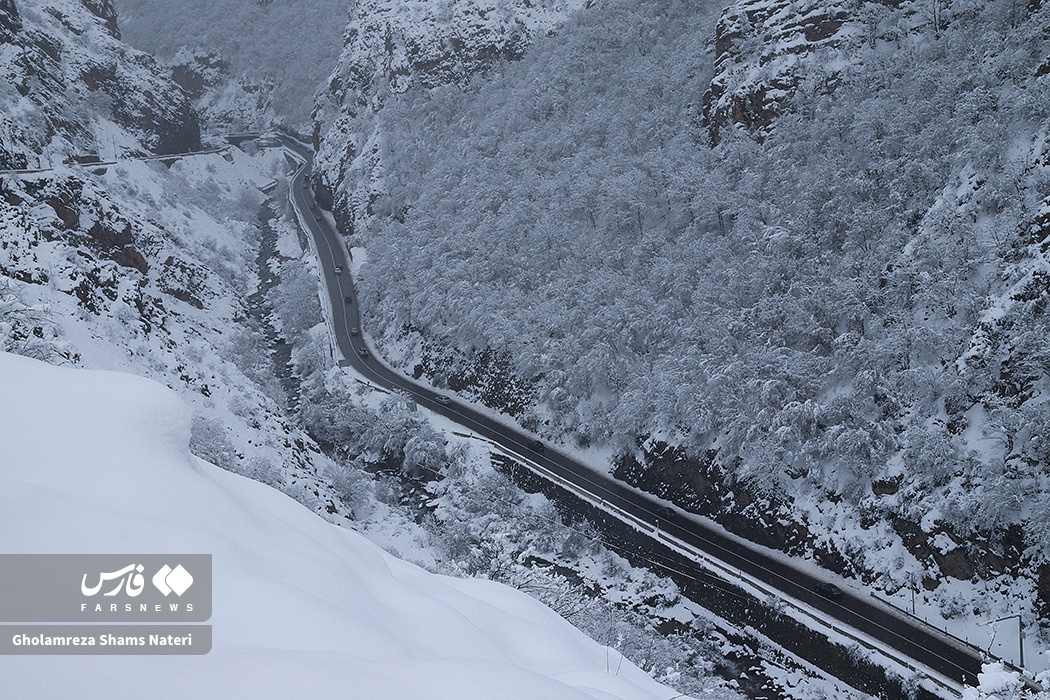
[0, 351, 676, 700]
[113, 0, 351, 129]
[1, 4, 701, 696]
[6, 0, 1050, 690]
[0, 0, 199, 169]
[314, 0, 589, 232]
[2, 0, 353, 548]
[311, 0, 1050, 649]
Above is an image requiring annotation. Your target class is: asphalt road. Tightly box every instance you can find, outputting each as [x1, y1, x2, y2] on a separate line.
[282, 139, 985, 691]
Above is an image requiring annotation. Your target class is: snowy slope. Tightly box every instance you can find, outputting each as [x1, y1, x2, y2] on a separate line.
[0, 351, 679, 700]
[0, 148, 356, 520]
[0, 0, 199, 169]
[113, 0, 350, 128]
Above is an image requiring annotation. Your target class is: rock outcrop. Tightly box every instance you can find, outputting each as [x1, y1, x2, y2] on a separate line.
[0, 0, 199, 170]
[701, 0, 856, 144]
[0, 0, 21, 42]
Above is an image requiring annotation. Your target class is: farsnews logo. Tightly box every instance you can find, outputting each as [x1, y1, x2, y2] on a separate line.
[81, 564, 193, 598]
[152, 565, 193, 597]
[0, 554, 210, 623]
[81, 564, 146, 597]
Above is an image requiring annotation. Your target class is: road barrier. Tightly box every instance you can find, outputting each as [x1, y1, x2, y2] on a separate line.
[480, 435, 967, 697]
[281, 138, 1027, 699]
[0, 146, 230, 176]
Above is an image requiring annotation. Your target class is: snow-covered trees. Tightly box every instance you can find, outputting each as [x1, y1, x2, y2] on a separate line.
[113, 0, 348, 126]
[320, 0, 1050, 590]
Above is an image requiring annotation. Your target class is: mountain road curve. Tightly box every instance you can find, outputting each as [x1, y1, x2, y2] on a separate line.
[280, 137, 988, 693]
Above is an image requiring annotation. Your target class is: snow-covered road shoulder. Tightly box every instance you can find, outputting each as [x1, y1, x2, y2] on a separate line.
[0, 352, 679, 700]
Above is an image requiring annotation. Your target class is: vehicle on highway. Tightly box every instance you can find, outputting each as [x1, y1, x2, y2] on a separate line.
[350, 326, 359, 336]
[434, 395, 453, 406]
[267, 143, 987, 687]
[815, 582, 844, 600]
[274, 143, 983, 687]
[357, 347, 368, 358]
[314, 212, 322, 220]
[334, 266, 343, 274]
[344, 295, 353, 303]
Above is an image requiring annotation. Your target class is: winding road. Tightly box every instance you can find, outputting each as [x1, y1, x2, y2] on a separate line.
[281, 138, 989, 694]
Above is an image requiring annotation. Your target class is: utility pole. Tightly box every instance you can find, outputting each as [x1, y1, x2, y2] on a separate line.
[908, 571, 917, 615]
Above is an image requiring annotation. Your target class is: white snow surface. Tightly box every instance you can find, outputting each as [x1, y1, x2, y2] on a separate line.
[0, 352, 679, 700]
[960, 663, 1024, 700]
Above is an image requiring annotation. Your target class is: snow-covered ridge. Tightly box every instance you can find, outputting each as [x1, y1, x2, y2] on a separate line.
[0, 351, 676, 700]
[113, 0, 350, 128]
[330, 0, 587, 94]
[314, 0, 589, 229]
[0, 0, 199, 169]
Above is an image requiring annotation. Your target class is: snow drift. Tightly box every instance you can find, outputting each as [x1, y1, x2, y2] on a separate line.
[0, 352, 677, 700]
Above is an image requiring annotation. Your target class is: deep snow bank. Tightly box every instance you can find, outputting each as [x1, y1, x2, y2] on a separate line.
[0, 352, 676, 700]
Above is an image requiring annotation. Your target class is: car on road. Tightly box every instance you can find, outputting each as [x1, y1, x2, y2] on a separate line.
[344, 295, 353, 303]
[334, 266, 343, 274]
[349, 326, 359, 336]
[815, 582, 844, 600]
[314, 212, 322, 220]
[433, 395, 452, 406]
[526, 439, 544, 453]
[357, 347, 368, 358]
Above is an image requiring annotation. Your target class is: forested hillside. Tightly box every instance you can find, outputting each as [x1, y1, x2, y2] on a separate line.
[112, 0, 353, 127]
[316, 0, 1050, 622]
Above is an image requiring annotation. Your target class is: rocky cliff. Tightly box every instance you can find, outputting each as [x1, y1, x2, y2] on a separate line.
[0, 0, 199, 170]
[701, 0, 855, 144]
[313, 0, 588, 232]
